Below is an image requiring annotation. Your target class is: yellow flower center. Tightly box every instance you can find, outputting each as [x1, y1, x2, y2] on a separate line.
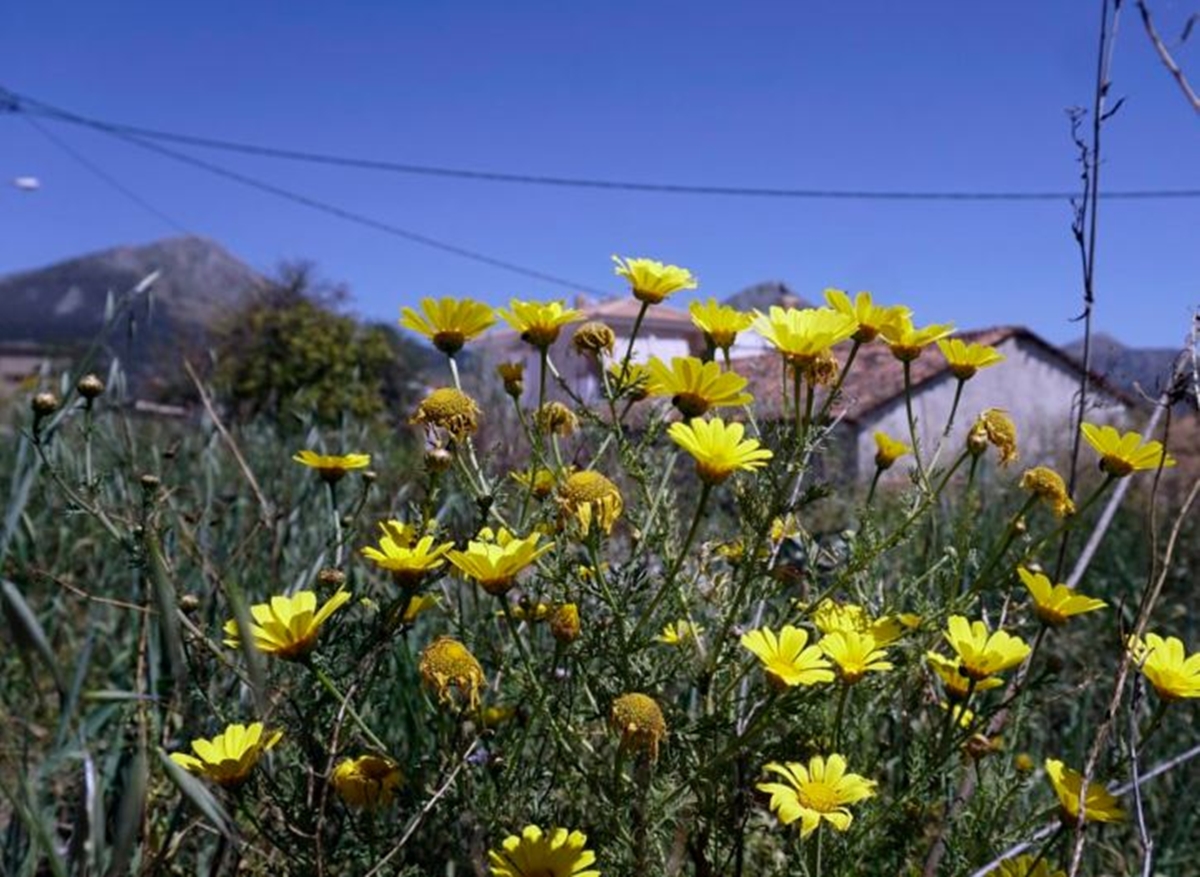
[799, 780, 840, 813]
[560, 471, 619, 504]
[412, 388, 480, 439]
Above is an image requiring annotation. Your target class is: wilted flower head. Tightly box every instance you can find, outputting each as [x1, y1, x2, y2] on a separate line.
[824, 289, 911, 343]
[293, 450, 371, 484]
[535, 401, 580, 437]
[223, 590, 352, 660]
[411, 387, 481, 441]
[967, 409, 1018, 465]
[572, 321, 616, 357]
[1081, 422, 1175, 477]
[757, 754, 876, 837]
[419, 636, 486, 710]
[331, 755, 403, 810]
[646, 356, 753, 418]
[169, 722, 282, 787]
[497, 361, 526, 398]
[689, 298, 753, 351]
[613, 255, 698, 304]
[1020, 466, 1075, 518]
[399, 296, 495, 355]
[550, 602, 581, 644]
[557, 471, 623, 536]
[610, 693, 667, 759]
[488, 825, 600, 877]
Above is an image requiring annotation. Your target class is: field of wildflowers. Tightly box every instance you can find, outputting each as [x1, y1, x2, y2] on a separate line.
[1, 257, 1197, 876]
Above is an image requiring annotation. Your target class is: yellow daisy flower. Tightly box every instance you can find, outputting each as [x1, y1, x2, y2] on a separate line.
[331, 755, 403, 810]
[411, 387, 481, 440]
[880, 314, 955, 362]
[512, 467, 558, 499]
[1044, 758, 1124, 824]
[1128, 632, 1200, 700]
[447, 527, 554, 596]
[612, 255, 698, 304]
[557, 471, 624, 536]
[819, 630, 893, 684]
[223, 590, 352, 660]
[689, 298, 753, 351]
[488, 825, 600, 877]
[610, 692, 667, 760]
[967, 408, 1019, 465]
[360, 520, 454, 587]
[419, 636, 486, 710]
[1020, 466, 1076, 518]
[741, 625, 835, 689]
[873, 431, 911, 470]
[1018, 567, 1106, 627]
[292, 450, 371, 484]
[498, 299, 585, 348]
[986, 854, 1066, 877]
[938, 700, 977, 730]
[943, 615, 1031, 681]
[399, 296, 495, 355]
[751, 306, 857, 370]
[823, 289, 911, 343]
[549, 602, 581, 644]
[757, 754, 876, 838]
[646, 356, 753, 418]
[937, 338, 1005, 380]
[169, 722, 282, 787]
[926, 652, 1005, 701]
[1080, 423, 1176, 477]
[668, 417, 773, 484]
[657, 619, 704, 646]
[809, 599, 918, 646]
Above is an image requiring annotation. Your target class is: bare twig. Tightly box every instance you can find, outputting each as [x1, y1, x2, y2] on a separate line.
[1136, 0, 1200, 111]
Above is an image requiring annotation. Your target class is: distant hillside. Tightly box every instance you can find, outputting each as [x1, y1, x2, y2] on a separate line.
[723, 280, 811, 313]
[1063, 333, 1184, 402]
[0, 236, 262, 347]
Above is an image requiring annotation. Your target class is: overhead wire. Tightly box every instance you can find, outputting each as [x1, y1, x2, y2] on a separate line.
[4, 87, 1197, 202]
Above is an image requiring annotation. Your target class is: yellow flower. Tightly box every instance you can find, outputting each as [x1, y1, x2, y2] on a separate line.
[646, 356, 753, 417]
[880, 315, 955, 362]
[1014, 752, 1036, 773]
[550, 602, 581, 644]
[752, 306, 857, 369]
[819, 630, 893, 684]
[512, 467, 557, 499]
[938, 700, 976, 730]
[292, 450, 371, 484]
[986, 854, 1065, 877]
[608, 360, 652, 401]
[657, 619, 704, 646]
[535, 401, 580, 436]
[223, 590, 352, 660]
[741, 625, 835, 689]
[809, 599, 917, 646]
[399, 296, 495, 355]
[497, 361, 526, 398]
[1128, 632, 1200, 700]
[360, 520, 454, 587]
[169, 722, 282, 787]
[411, 387, 481, 440]
[1018, 567, 1106, 627]
[1044, 758, 1124, 824]
[509, 600, 551, 622]
[689, 298, 753, 351]
[482, 704, 518, 728]
[926, 652, 1005, 701]
[873, 431, 911, 470]
[1020, 467, 1076, 518]
[1080, 423, 1176, 477]
[824, 289, 911, 343]
[668, 417, 773, 484]
[488, 825, 600, 877]
[943, 616, 1031, 681]
[557, 471, 624, 536]
[968, 408, 1019, 465]
[612, 255, 698, 304]
[419, 636, 486, 710]
[398, 593, 440, 624]
[610, 692, 667, 760]
[937, 338, 1005, 380]
[448, 528, 554, 596]
[572, 321, 616, 357]
[331, 755, 403, 810]
[757, 754, 876, 838]
[498, 299, 584, 348]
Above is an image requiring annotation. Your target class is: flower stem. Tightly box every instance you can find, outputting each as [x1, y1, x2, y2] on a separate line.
[311, 665, 388, 753]
[616, 301, 650, 391]
[631, 482, 712, 643]
[903, 360, 932, 493]
[942, 379, 966, 439]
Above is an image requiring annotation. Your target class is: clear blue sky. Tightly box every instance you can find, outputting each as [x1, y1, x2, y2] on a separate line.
[2, 1, 1196, 347]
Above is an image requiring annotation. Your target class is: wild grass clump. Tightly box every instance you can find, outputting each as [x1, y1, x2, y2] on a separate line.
[1, 265, 1197, 877]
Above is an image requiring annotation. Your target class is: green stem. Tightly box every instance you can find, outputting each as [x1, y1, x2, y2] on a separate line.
[942, 379, 966, 439]
[631, 482, 712, 643]
[903, 360, 932, 493]
[865, 468, 882, 508]
[327, 481, 344, 568]
[832, 684, 850, 750]
[616, 301, 650, 389]
[311, 665, 388, 753]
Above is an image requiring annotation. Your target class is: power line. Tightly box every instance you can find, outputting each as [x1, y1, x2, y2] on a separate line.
[4, 92, 607, 295]
[21, 114, 192, 234]
[5, 87, 1197, 203]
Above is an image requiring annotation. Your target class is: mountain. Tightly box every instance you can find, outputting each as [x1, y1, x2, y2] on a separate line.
[0, 236, 263, 347]
[1063, 333, 1185, 402]
[723, 280, 812, 313]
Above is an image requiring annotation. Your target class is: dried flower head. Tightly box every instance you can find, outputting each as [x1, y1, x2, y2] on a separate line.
[557, 471, 624, 536]
[535, 401, 580, 437]
[419, 636, 486, 711]
[411, 387, 481, 441]
[610, 692, 667, 759]
[331, 755, 403, 810]
[572, 321, 616, 357]
[1020, 466, 1075, 518]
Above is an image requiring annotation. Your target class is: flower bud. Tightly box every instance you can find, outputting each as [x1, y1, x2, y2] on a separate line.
[77, 373, 106, 400]
[31, 391, 59, 418]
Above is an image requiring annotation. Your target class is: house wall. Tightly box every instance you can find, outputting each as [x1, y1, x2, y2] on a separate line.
[854, 336, 1129, 478]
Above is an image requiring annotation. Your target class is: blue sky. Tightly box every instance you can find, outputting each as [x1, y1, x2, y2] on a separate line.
[1, 1, 1196, 347]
